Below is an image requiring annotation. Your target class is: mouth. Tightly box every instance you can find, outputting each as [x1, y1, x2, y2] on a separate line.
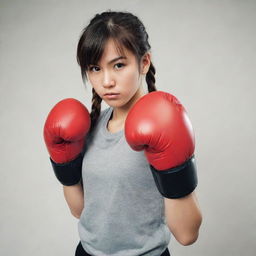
[103, 93, 120, 99]
[104, 92, 120, 96]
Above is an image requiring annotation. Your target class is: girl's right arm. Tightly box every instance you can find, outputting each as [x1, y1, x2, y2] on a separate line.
[43, 98, 90, 219]
[63, 181, 84, 219]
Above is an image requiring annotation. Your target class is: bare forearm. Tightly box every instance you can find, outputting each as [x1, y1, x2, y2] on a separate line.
[63, 181, 84, 219]
[164, 191, 202, 245]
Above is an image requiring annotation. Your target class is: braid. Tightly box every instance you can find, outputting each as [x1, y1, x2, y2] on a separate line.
[89, 88, 102, 133]
[146, 62, 157, 92]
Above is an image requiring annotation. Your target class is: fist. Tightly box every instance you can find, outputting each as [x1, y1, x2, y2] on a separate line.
[124, 91, 195, 170]
[43, 98, 91, 163]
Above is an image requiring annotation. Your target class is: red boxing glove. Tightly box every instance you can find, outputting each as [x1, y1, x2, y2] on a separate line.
[43, 98, 91, 185]
[124, 91, 198, 198]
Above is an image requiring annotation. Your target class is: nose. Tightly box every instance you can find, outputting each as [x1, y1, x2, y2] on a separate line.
[102, 70, 115, 88]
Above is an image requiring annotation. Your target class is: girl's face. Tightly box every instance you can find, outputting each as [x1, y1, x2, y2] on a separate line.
[86, 38, 150, 109]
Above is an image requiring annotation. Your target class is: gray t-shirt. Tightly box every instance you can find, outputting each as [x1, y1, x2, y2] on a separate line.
[78, 106, 171, 256]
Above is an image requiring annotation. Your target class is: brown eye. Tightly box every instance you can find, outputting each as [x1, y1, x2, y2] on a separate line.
[114, 63, 125, 69]
[89, 66, 100, 72]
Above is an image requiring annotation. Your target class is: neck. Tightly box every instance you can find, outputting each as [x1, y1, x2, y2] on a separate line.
[111, 87, 146, 123]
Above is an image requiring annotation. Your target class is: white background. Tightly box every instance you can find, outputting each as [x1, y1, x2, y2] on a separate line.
[0, 0, 255, 255]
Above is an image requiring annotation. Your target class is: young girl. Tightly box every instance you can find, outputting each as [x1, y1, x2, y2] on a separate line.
[44, 10, 202, 256]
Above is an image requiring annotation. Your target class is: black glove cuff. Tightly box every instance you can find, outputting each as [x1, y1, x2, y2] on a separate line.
[50, 153, 83, 186]
[150, 155, 198, 199]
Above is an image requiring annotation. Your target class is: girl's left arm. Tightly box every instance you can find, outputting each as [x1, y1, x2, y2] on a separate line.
[164, 191, 202, 246]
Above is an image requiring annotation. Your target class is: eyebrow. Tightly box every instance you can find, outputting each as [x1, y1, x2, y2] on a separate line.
[89, 56, 127, 68]
[107, 56, 127, 64]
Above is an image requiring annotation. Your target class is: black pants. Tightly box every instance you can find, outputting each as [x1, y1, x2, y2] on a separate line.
[75, 241, 170, 256]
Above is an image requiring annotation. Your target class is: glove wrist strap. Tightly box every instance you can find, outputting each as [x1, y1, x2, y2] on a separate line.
[150, 155, 198, 199]
[50, 154, 83, 186]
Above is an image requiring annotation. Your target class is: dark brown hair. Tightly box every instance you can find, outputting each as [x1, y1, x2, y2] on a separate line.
[76, 10, 157, 133]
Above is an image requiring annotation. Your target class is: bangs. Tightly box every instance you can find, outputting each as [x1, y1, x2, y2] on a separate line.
[81, 24, 109, 71]
[77, 20, 138, 81]
[84, 38, 126, 70]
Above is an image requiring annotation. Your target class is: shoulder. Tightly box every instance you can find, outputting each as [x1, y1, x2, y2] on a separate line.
[100, 106, 111, 116]
[98, 106, 112, 122]
[86, 106, 111, 141]
[88, 106, 112, 134]
[82, 107, 111, 154]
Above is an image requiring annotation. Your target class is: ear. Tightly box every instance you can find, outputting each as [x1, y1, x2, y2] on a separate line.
[140, 52, 151, 75]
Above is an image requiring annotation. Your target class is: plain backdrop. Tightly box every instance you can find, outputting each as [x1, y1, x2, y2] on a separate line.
[0, 0, 255, 255]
